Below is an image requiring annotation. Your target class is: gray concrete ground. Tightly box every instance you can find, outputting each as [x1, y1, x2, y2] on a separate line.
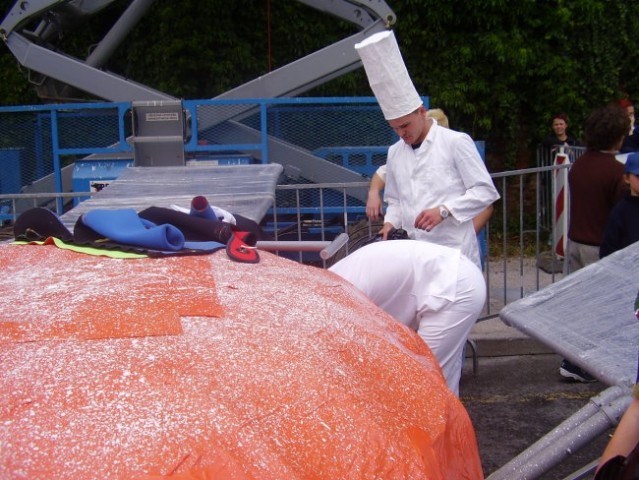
[460, 256, 614, 479]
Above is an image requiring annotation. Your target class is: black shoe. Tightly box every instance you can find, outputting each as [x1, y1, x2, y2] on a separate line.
[559, 359, 597, 383]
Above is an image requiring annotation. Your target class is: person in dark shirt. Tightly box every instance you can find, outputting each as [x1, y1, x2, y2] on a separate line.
[621, 130, 639, 153]
[599, 152, 639, 258]
[541, 113, 580, 149]
[567, 103, 628, 271]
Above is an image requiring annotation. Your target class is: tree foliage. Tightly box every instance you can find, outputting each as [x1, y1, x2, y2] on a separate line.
[1, 0, 639, 168]
[388, 0, 639, 168]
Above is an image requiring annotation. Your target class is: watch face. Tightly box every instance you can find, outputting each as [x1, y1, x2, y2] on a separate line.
[440, 207, 448, 218]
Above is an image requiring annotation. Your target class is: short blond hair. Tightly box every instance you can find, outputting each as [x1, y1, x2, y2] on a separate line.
[427, 108, 449, 128]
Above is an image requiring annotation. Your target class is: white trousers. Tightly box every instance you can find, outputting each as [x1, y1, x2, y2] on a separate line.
[416, 255, 486, 395]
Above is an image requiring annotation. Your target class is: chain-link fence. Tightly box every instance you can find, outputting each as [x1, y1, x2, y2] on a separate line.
[0, 102, 130, 218]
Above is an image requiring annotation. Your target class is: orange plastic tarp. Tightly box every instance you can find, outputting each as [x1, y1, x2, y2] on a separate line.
[0, 243, 483, 479]
[0, 243, 222, 342]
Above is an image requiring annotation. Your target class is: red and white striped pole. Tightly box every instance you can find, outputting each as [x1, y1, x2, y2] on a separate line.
[552, 146, 570, 258]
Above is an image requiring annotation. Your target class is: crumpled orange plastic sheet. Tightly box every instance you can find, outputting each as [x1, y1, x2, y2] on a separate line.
[0, 243, 483, 479]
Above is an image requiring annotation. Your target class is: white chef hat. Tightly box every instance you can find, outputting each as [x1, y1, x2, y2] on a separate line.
[355, 30, 423, 120]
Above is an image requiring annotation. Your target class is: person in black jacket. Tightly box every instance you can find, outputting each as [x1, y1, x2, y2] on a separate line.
[618, 98, 639, 153]
[600, 152, 639, 258]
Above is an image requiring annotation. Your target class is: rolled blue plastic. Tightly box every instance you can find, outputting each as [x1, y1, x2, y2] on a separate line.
[81, 208, 185, 251]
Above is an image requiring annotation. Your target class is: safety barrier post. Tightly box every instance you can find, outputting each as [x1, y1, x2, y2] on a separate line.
[552, 146, 569, 258]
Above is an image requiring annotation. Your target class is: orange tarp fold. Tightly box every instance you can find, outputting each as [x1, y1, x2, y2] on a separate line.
[0, 244, 223, 342]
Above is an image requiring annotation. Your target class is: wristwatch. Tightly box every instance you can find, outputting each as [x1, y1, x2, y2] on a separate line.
[439, 205, 449, 219]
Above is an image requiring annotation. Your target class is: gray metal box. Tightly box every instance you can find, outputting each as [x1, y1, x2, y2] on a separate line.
[132, 100, 185, 166]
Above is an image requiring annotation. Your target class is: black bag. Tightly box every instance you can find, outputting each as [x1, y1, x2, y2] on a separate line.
[365, 227, 409, 245]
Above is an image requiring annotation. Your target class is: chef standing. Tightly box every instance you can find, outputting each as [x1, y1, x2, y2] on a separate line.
[354, 31, 500, 270]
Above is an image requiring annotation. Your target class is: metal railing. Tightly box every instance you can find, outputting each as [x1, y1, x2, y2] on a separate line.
[262, 163, 572, 322]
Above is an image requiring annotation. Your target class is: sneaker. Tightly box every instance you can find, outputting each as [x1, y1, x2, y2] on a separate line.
[559, 359, 597, 383]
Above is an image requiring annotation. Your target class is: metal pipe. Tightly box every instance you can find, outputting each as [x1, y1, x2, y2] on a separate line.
[487, 386, 632, 480]
[85, 0, 156, 68]
[257, 233, 349, 260]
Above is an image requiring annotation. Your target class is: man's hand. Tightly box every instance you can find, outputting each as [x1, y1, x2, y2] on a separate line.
[414, 207, 445, 232]
[366, 190, 383, 220]
[380, 222, 396, 240]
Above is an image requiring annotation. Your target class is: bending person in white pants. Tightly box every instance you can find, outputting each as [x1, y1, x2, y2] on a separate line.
[329, 240, 486, 396]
